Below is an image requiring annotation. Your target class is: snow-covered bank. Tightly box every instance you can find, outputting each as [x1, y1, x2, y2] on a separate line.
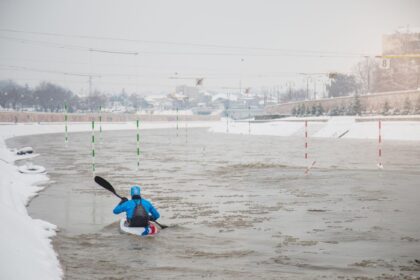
[210, 116, 420, 141]
[0, 142, 62, 279]
[0, 121, 214, 280]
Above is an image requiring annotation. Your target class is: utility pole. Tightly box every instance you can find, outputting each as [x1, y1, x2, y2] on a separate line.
[89, 75, 92, 96]
[306, 78, 309, 100]
[365, 56, 370, 94]
[239, 58, 244, 95]
[288, 81, 293, 101]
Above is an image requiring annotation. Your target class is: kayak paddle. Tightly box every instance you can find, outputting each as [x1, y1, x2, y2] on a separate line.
[94, 175, 168, 229]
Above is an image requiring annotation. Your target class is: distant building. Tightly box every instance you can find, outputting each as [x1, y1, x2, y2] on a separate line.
[382, 30, 420, 55]
[375, 30, 420, 92]
[175, 85, 199, 99]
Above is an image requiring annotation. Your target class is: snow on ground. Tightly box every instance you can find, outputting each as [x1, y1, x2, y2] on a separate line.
[0, 121, 214, 280]
[345, 121, 420, 140]
[211, 116, 420, 141]
[137, 109, 194, 115]
[0, 140, 62, 280]
[313, 116, 420, 140]
[313, 117, 355, 138]
[210, 118, 306, 136]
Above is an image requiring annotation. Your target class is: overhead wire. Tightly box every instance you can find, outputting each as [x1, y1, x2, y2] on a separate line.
[0, 29, 372, 58]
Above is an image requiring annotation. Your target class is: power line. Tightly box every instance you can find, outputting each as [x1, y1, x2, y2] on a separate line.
[0, 64, 101, 77]
[0, 28, 372, 57]
[0, 35, 138, 55]
[0, 64, 327, 79]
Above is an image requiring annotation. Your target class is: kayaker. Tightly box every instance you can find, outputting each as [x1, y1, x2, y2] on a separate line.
[113, 185, 160, 235]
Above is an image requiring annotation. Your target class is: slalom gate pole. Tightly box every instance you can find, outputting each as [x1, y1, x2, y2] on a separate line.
[99, 106, 102, 144]
[226, 91, 230, 133]
[185, 119, 188, 143]
[378, 120, 383, 169]
[64, 103, 68, 146]
[226, 112, 229, 133]
[176, 107, 179, 137]
[91, 120, 96, 175]
[248, 106, 251, 135]
[305, 120, 308, 163]
[304, 120, 316, 175]
[136, 119, 140, 170]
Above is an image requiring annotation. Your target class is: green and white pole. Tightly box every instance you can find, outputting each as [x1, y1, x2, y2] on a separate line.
[248, 105, 251, 135]
[176, 107, 179, 137]
[64, 103, 68, 146]
[185, 119, 188, 143]
[136, 119, 140, 170]
[99, 106, 102, 144]
[91, 120, 96, 175]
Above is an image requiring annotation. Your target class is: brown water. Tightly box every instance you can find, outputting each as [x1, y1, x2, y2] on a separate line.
[8, 128, 420, 279]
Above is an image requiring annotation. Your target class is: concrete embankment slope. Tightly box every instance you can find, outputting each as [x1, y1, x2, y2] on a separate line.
[312, 116, 420, 140]
[210, 116, 420, 141]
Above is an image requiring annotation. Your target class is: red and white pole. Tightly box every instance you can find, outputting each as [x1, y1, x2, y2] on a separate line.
[377, 120, 383, 169]
[304, 120, 316, 174]
[305, 120, 308, 162]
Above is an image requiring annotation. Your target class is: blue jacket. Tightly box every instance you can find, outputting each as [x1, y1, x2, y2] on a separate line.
[113, 198, 160, 221]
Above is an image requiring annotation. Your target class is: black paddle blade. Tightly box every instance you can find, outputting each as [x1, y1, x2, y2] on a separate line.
[154, 221, 168, 229]
[94, 176, 117, 195]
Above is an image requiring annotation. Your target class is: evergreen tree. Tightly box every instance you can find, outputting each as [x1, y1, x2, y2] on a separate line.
[316, 103, 324, 116]
[329, 106, 339, 116]
[311, 104, 317, 116]
[291, 106, 297, 116]
[305, 105, 311, 116]
[299, 104, 306, 116]
[402, 97, 412, 115]
[382, 101, 390, 115]
[352, 94, 362, 115]
[296, 104, 301, 116]
[415, 96, 420, 114]
[338, 104, 347, 115]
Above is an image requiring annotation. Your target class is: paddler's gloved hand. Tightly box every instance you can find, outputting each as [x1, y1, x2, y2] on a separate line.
[119, 197, 128, 205]
[149, 215, 155, 221]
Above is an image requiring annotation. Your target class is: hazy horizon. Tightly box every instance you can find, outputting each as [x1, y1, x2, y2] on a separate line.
[1, 0, 420, 95]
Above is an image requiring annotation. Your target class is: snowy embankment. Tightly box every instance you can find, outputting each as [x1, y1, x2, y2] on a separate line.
[0, 134, 62, 279]
[210, 116, 420, 141]
[0, 121, 213, 280]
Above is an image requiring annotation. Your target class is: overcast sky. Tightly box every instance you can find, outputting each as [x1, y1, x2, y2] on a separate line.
[1, 0, 420, 95]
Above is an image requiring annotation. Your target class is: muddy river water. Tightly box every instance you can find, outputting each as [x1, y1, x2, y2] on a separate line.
[8, 127, 420, 279]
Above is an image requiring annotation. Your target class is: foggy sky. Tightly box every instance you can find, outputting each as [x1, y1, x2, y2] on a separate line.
[1, 0, 420, 95]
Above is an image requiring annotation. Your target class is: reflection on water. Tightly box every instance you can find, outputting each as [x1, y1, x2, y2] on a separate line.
[8, 128, 420, 279]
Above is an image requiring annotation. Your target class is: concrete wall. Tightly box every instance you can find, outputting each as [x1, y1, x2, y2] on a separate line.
[265, 89, 420, 115]
[0, 111, 220, 123]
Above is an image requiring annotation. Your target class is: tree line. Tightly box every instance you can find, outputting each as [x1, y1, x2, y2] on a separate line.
[291, 94, 420, 117]
[291, 95, 362, 117]
[0, 80, 151, 112]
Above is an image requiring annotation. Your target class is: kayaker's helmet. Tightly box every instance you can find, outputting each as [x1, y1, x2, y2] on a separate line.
[130, 185, 141, 197]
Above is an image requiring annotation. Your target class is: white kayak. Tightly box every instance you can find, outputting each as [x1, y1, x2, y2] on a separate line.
[119, 219, 160, 237]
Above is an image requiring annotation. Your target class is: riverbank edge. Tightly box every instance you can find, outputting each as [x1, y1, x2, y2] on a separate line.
[0, 137, 63, 280]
